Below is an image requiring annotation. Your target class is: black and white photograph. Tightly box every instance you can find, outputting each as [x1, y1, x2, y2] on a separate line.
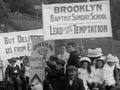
[0, 0, 120, 90]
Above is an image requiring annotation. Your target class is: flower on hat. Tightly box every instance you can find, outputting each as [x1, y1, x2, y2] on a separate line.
[80, 57, 91, 63]
[106, 54, 116, 62]
[114, 56, 119, 64]
[87, 48, 103, 57]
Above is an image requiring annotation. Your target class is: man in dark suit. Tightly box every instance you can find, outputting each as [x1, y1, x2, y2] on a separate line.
[66, 42, 80, 68]
[54, 65, 85, 90]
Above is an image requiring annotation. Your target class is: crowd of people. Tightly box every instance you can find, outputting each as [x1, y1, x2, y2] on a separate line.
[43, 42, 120, 90]
[0, 56, 31, 90]
[0, 42, 120, 90]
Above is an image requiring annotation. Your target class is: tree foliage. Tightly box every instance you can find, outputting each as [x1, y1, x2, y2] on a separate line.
[3, 0, 32, 14]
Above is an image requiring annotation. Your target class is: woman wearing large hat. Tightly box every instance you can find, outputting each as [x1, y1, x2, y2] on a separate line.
[87, 48, 103, 71]
[87, 56, 106, 90]
[78, 57, 91, 90]
[103, 54, 116, 90]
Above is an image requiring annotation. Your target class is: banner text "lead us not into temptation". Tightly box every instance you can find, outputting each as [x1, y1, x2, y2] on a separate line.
[50, 25, 108, 35]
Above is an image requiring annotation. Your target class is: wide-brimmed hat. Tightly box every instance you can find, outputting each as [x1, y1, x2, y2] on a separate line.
[97, 56, 106, 62]
[66, 65, 77, 71]
[106, 54, 116, 63]
[87, 48, 103, 57]
[8, 57, 17, 63]
[80, 57, 91, 63]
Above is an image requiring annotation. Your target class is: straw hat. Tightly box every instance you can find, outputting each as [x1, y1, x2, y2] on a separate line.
[106, 54, 116, 63]
[80, 57, 91, 63]
[87, 48, 103, 57]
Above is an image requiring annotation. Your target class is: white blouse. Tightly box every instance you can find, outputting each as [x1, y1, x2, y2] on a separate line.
[78, 68, 90, 90]
[89, 68, 104, 84]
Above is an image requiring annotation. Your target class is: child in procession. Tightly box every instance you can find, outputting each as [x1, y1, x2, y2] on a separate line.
[78, 57, 91, 90]
[88, 56, 106, 90]
[87, 48, 103, 71]
[103, 54, 116, 90]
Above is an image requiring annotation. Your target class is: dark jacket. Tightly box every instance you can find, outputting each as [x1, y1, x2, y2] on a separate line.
[5, 64, 21, 79]
[67, 50, 80, 68]
[54, 77, 85, 90]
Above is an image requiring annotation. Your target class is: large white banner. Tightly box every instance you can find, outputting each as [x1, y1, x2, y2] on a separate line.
[42, 1, 112, 40]
[0, 29, 43, 60]
[30, 36, 55, 84]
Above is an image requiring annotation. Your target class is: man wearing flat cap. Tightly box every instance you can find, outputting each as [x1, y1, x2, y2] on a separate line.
[54, 65, 85, 90]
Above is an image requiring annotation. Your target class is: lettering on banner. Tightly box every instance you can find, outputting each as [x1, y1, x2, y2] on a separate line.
[33, 42, 54, 51]
[49, 24, 108, 35]
[4, 35, 31, 45]
[4, 37, 15, 45]
[50, 3, 107, 23]
[17, 35, 31, 43]
[5, 43, 31, 54]
[54, 4, 102, 13]
[3, 35, 31, 54]
[43, 1, 112, 40]
[50, 13, 107, 22]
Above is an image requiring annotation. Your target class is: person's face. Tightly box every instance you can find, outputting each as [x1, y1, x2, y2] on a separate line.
[107, 62, 115, 67]
[57, 64, 63, 70]
[67, 45, 74, 53]
[67, 70, 77, 80]
[82, 61, 89, 69]
[97, 60, 103, 68]
[60, 46, 66, 54]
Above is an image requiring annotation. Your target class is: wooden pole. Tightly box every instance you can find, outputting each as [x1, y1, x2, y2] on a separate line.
[111, 39, 120, 86]
[0, 57, 4, 80]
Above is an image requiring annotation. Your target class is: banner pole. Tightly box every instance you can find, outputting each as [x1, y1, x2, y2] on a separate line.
[111, 39, 119, 86]
[0, 57, 4, 81]
[80, 39, 85, 56]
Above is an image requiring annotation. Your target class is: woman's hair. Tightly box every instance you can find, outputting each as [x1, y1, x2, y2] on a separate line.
[89, 57, 100, 65]
[80, 61, 91, 74]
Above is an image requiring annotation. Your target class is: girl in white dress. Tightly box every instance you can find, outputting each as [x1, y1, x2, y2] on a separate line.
[88, 56, 105, 90]
[78, 57, 91, 90]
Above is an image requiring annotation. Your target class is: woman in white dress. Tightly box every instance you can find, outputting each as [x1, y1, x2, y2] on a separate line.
[103, 54, 116, 90]
[88, 56, 105, 90]
[78, 57, 91, 90]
